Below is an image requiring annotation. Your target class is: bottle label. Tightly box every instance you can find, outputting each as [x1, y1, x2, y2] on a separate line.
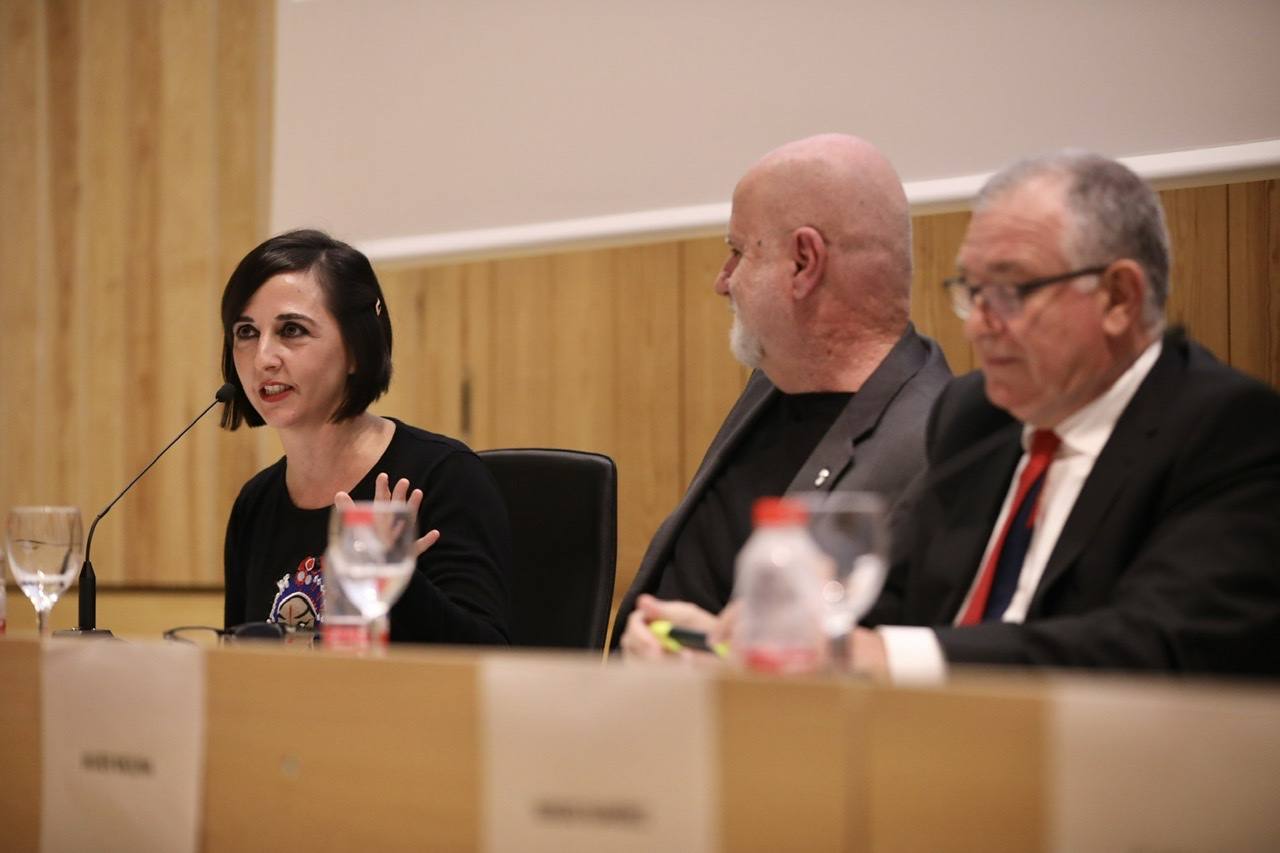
[321, 615, 389, 651]
[319, 555, 389, 651]
[322, 618, 371, 651]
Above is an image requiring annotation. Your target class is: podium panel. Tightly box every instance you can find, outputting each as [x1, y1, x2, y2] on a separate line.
[2, 637, 1278, 852]
[0, 639, 40, 852]
[202, 647, 481, 851]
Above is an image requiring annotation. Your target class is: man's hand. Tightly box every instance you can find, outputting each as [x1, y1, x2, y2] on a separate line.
[848, 627, 890, 680]
[619, 594, 721, 662]
[335, 472, 441, 557]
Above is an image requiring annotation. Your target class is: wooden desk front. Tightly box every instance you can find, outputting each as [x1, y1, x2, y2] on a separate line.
[1, 637, 1276, 851]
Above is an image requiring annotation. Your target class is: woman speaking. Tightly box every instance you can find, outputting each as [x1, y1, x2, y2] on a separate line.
[219, 229, 510, 644]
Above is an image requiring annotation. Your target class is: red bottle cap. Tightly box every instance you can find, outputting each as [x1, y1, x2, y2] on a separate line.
[343, 507, 374, 525]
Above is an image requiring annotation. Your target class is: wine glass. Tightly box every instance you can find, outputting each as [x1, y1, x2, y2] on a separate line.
[5, 506, 84, 636]
[324, 502, 417, 644]
[797, 492, 889, 646]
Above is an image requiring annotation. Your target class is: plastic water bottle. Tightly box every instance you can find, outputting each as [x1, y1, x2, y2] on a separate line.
[321, 550, 392, 651]
[729, 497, 831, 674]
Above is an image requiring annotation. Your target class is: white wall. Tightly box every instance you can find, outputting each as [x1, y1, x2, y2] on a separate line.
[273, 0, 1280, 260]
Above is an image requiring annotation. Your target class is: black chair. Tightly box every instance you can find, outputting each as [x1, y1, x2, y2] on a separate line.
[478, 448, 617, 649]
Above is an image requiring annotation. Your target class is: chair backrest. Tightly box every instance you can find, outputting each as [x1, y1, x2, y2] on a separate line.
[478, 448, 617, 649]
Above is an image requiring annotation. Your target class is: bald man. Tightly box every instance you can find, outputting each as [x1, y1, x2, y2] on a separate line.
[615, 134, 951, 656]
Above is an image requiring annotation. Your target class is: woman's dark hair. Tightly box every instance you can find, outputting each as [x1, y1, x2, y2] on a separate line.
[218, 229, 393, 430]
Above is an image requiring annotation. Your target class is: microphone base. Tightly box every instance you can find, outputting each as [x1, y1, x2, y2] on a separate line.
[52, 628, 116, 639]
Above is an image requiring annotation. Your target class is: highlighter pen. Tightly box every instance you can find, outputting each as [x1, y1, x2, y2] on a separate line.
[648, 620, 729, 658]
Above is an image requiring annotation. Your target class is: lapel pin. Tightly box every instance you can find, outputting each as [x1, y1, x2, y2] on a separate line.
[814, 468, 830, 487]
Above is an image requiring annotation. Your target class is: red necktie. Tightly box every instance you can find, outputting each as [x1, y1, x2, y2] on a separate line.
[958, 429, 1061, 626]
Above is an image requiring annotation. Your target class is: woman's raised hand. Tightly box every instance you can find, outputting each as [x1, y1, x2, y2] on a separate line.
[334, 472, 441, 557]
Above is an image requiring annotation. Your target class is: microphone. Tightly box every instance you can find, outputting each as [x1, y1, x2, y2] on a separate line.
[62, 383, 236, 638]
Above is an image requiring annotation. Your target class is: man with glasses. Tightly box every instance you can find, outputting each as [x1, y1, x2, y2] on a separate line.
[851, 150, 1280, 681]
[615, 134, 952, 657]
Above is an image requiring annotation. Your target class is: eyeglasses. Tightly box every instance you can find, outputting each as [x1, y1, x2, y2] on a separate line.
[943, 265, 1109, 320]
[163, 622, 316, 648]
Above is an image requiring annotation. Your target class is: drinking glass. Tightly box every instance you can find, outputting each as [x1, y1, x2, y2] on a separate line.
[324, 502, 417, 638]
[796, 492, 889, 645]
[5, 506, 84, 636]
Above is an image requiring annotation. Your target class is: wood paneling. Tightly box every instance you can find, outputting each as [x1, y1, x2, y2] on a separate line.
[610, 244, 684, 592]
[1, 3, 43, 569]
[4, 640, 1280, 851]
[1162, 185, 1231, 360]
[0, 637, 40, 853]
[547, 251, 616, 449]
[910, 210, 974, 374]
[1228, 180, 1279, 387]
[479, 254, 557, 444]
[203, 648, 481, 852]
[79, 0, 134, 558]
[390, 244, 686, 607]
[2, 586, 223, 638]
[374, 264, 468, 438]
[1272, 180, 1280, 387]
[45, 0, 81, 504]
[719, 679, 866, 852]
[0, 0, 273, 589]
[869, 686, 1047, 851]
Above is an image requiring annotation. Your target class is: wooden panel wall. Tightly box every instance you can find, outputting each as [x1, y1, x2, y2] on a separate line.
[376, 245, 691, 605]
[371, 180, 1278, 614]
[0, 1, 1275, 618]
[0, 0, 275, 589]
[910, 211, 975, 374]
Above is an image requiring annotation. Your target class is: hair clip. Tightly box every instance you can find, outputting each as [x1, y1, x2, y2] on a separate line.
[374, 298, 382, 316]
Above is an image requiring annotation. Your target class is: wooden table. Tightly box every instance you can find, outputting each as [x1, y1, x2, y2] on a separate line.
[2, 636, 1277, 851]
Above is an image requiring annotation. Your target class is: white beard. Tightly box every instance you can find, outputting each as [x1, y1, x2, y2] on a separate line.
[729, 310, 764, 369]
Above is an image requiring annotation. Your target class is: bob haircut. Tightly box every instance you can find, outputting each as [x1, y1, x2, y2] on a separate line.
[218, 229, 393, 430]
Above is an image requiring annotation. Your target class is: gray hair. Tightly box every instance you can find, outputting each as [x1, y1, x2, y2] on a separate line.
[976, 150, 1171, 328]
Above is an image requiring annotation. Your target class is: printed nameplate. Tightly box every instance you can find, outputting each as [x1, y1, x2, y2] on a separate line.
[42, 639, 205, 853]
[1050, 680, 1280, 852]
[481, 657, 717, 853]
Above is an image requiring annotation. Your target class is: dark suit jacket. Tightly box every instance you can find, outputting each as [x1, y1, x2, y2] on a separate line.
[867, 331, 1280, 676]
[612, 324, 952, 646]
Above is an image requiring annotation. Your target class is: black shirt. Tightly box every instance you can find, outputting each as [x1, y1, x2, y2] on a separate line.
[654, 391, 853, 613]
[223, 419, 512, 644]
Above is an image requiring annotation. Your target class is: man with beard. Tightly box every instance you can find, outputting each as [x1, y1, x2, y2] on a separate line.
[616, 134, 951, 657]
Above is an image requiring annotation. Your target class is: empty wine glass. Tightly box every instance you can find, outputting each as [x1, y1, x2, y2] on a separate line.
[797, 492, 889, 645]
[324, 502, 416, 643]
[5, 506, 84, 636]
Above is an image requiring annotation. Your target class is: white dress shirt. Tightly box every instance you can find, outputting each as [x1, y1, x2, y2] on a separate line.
[879, 340, 1163, 685]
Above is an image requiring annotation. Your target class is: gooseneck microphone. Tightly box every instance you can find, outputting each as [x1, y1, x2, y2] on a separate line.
[65, 383, 236, 638]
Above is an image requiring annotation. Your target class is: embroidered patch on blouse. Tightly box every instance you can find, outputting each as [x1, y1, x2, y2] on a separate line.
[269, 555, 325, 630]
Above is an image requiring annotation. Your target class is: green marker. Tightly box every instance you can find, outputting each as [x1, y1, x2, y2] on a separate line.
[648, 620, 729, 658]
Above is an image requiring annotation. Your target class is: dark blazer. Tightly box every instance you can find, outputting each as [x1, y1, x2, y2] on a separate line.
[867, 331, 1280, 676]
[612, 324, 952, 645]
